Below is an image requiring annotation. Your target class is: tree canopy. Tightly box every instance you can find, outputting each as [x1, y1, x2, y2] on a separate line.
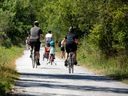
[0, 0, 128, 56]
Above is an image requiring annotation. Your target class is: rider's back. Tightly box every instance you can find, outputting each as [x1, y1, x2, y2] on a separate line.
[30, 26, 41, 41]
[66, 33, 76, 44]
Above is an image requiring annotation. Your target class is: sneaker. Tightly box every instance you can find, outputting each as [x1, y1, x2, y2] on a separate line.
[74, 61, 77, 65]
[64, 60, 68, 66]
[37, 61, 40, 65]
[30, 54, 32, 58]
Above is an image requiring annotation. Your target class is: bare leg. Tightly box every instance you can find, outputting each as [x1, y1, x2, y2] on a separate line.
[61, 51, 65, 59]
[63, 51, 65, 58]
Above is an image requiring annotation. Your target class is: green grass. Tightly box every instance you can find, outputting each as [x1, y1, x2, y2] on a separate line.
[77, 42, 128, 83]
[0, 47, 23, 96]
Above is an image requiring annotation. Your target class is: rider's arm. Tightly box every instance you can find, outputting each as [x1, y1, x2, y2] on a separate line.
[39, 29, 44, 41]
[74, 35, 78, 44]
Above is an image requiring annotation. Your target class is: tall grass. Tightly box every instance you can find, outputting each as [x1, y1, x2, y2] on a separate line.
[0, 47, 23, 96]
[77, 39, 128, 81]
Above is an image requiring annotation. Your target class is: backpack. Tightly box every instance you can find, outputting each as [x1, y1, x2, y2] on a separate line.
[58, 40, 61, 47]
[66, 34, 74, 43]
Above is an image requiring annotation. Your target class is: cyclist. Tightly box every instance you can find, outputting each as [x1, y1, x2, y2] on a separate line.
[29, 21, 43, 65]
[65, 26, 78, 66]
[49, 40, 55, 59]
[45, 30, 53, 47]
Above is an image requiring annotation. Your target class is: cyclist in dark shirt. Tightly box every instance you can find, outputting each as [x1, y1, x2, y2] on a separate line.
[29, 21, 43, 65]
[65, 26, 78, 66]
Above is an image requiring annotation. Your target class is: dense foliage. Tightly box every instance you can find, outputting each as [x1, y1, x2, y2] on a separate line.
[0, 47, 23, 96]
[0, 0, 128, 55]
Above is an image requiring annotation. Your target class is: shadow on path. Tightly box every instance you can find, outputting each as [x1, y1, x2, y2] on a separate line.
[15, 72, 128, 94]
[11, 93, 79, 96]
[20, 72, 112, 81]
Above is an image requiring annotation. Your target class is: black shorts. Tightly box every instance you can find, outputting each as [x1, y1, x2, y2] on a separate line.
[30, 40, 41, 51]
[65, 42, 77, 53]
[61, 46, 65, 51]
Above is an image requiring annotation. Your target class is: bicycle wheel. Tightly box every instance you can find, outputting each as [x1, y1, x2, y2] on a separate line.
[31, 52, 35, 68]
[72, 52, 75, 73]
[68, 58, 71, 73]
[50, 55, 53, 65]
[34, 53, 38, 68]
[68, 52, 74, 73]
[71, 57, 74, 73]
[49, 54, 54, 65]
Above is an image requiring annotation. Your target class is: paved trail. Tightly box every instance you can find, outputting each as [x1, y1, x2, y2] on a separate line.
[12, 48, 128, 96]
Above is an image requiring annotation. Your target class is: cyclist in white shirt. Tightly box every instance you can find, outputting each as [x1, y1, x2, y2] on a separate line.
[45, 31, 53, 47]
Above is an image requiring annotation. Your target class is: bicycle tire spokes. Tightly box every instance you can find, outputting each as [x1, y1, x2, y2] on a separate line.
[31, 52, 35, 68]
[50, 55, 54, 65]
[68, 52, 75, 73]
[31, 50, 37, 68]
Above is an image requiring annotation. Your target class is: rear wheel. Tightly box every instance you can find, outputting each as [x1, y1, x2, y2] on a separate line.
[68, 52, 74, 73]
[31, 52, 37, 68]
[31, 53, 35, 68]
[68, 58, 71, 73]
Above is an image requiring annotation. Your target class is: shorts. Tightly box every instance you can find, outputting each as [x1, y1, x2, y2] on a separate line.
[46, 42, 50, 47]
[30, 40, 41, 51]
[65, 42, 77, 53]
[61, 46, 65, 51]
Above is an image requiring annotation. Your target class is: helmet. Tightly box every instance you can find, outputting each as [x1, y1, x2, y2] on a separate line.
[50, 40, 55, 46]
[34, 21, 39, 25]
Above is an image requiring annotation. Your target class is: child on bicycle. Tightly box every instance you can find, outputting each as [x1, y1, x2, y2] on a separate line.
[49, 40, 55, 62]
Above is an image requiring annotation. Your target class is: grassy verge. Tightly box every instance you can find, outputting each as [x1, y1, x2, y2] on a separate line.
[55, 43, 128, 83]
[0, 47, 23, 96]
[55, 47, 62, 59]
[77, 42, 128, 83]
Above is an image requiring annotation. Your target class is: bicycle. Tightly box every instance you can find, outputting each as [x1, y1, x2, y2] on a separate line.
[43, 47, 50, 61]
[30, 48, 38, 68]
[67, 52, 75, 73]
[43, 52, 49, 61]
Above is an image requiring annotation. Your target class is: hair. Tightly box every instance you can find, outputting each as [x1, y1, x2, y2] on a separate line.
[48, 30, 51, 33]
